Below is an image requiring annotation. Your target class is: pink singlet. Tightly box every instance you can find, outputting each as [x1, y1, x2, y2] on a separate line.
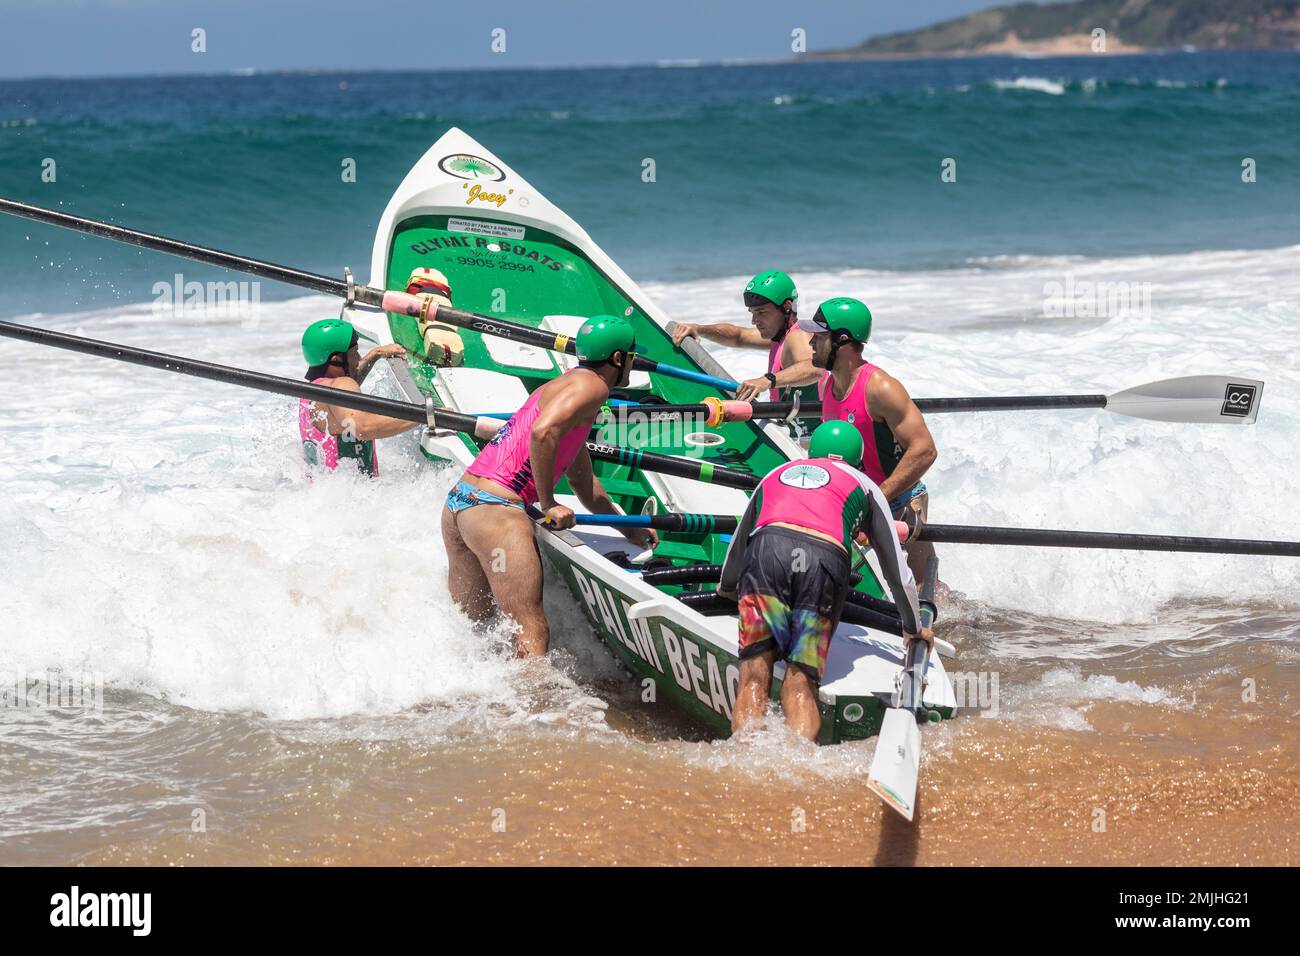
[817, 362, 903, 487]
[299, 378, 379, 476]
[465, 369, 593, 506]
[752, 458, 876, 548]
[766, 338, 785, 402]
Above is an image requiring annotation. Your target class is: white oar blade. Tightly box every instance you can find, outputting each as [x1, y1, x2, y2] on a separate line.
[1106, 375, 1263, 424]
[867, 709, 920, 822]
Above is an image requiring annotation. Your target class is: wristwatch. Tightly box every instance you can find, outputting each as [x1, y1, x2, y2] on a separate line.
[763, 372, 777, 386]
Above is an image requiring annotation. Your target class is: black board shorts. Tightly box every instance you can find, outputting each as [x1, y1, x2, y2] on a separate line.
[735, 526, 851, 681]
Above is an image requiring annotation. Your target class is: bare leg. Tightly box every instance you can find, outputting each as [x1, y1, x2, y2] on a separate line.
[732, 651, 776, 734]
[441, 504, 494, 625]
[454, 504, 550, 657]
[779, 667, 821, 742]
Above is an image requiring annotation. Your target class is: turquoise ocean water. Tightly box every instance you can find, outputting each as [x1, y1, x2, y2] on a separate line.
[2, 52, 1298, 318]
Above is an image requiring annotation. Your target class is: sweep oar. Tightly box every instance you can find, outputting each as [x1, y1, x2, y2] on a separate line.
[575, 375, 1267, 427]
[0, 197, 739, 394]
[918, 523, 1300, 556]
[0, 320, 758, 489]
[867, 555, 941, 823]
[566, 510, 1300, 557]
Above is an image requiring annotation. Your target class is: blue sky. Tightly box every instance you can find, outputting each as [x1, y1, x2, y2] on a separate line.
[0, 0, 1016, 78]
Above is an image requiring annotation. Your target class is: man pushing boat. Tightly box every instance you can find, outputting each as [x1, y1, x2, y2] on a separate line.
[441, 315, 658, 657]
[800, 297, 939, 585]
[671, 270, 819, 402]
[298, 269, 464, 475]
[299, 317, 419, 475]
[720, 421, 932, 741]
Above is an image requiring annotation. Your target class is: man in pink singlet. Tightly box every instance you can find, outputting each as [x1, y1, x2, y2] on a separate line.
[441, 315, 658, 658]
[671, 269, 819, 403]
[299, 317, 420, 476]
[799, 297, 939, 587]
[720, 420, 932, 741]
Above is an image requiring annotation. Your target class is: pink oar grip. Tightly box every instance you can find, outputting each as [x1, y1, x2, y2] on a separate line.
[721, 400, 753, 423]
[895, 520, 910, 545]
[381, 290, 429, 317]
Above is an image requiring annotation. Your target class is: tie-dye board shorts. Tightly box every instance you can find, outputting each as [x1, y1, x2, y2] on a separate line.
[736, 526, 851, 681]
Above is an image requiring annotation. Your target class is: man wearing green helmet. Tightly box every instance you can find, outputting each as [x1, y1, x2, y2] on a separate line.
[671, 269, 819, 403]
[798, 297, 939, 585]
[441, 314, 658, 657]
[299, 317, 417, 476]
[719, 420, 931, 741]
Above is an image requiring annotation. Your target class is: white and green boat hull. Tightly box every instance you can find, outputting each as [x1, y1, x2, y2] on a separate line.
[351, 128, 956, 743]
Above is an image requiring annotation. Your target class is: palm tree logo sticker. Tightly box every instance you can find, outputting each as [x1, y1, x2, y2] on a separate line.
[439, 154, 505, 182]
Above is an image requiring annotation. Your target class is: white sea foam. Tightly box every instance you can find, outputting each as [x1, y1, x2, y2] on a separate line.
[0, 297, 617, 724]
[983, 665, 1185, 732]
[990, 76, 1066, 95]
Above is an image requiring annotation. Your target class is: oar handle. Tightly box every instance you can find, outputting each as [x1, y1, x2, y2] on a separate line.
[635, 359, 740, 393]
[571, 512, 741, 533]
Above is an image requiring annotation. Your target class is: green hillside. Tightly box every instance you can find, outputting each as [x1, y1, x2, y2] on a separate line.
[816, 0, 1300, 56]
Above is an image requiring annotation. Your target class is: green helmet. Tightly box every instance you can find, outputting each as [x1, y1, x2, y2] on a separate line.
[302, 318, 369, 366]
[811, 297, 872, 344]
[743, 270, 798, 310]
[575, 314, 637, 362]
[809, 419, 864, 468]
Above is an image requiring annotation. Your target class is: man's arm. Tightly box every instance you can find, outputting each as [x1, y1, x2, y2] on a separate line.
[321, 377, 420, 441]
[838, 465, 921, 636]
[734, 335, 821, 401]
[718, 490, 761, 600]
[672, 322, 769, 349]
[777, 334, 820, 387]
[868, 371, 938, 503]
[564, 448, 658, 549]
[531, 375, 605, 512]
[355, 344, 406, 384]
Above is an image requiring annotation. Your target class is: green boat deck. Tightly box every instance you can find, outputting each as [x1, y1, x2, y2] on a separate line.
[385, 213, 888, 601]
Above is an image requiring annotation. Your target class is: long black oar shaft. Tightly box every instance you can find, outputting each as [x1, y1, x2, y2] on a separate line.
[570, 510, 1300, 557]
[0, 198, 738, 392]
[610, 379, 1261, 424]
[0, 320, 759, 489]
[610, 395, 1107, 420]
[0, 198, 358, 302]
[919, 523, 1300, 556]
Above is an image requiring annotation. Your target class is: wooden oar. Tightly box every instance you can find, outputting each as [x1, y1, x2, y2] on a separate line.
[867, 555, 941, 823]
[0, 197, 740, 395]
[0, 320, 758, 490]
[584, 374, 1267, 426]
